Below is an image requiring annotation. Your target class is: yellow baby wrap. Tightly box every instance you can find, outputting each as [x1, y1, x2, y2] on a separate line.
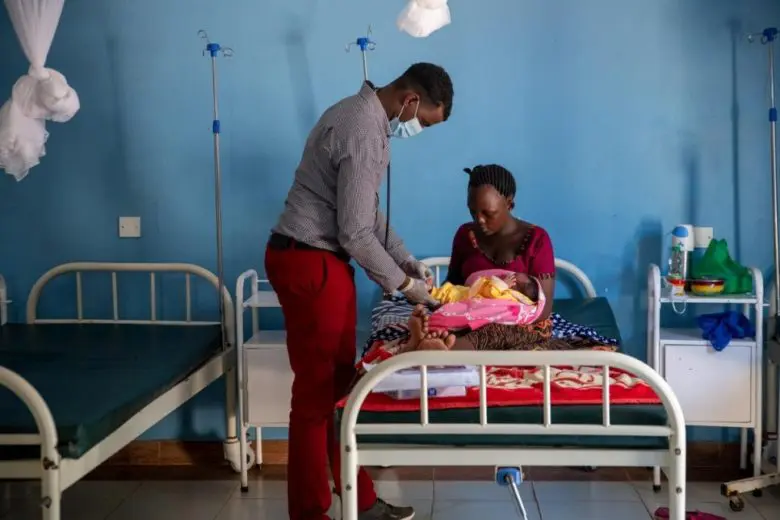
[430, 276, 534, 305]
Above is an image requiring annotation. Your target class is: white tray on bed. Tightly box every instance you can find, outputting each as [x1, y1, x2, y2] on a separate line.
[362, 363, 480, 393]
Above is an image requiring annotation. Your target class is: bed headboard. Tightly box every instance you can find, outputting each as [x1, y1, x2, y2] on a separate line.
[421, 256, 597, 299]
[25, 262, 235, 344]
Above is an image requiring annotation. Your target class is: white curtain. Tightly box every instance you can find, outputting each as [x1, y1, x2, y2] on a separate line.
[0, 0, 79, 182]
[397, 0, 451, 39]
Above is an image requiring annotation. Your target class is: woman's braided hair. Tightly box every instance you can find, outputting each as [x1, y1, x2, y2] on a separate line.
[464, 164, 516, 199]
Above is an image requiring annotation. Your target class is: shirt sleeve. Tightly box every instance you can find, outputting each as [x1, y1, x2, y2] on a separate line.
[527, 228, 556, 279]
[445, 225, 468, 285]
[374, 207, 412, 267]
[335, 131, 407, 293]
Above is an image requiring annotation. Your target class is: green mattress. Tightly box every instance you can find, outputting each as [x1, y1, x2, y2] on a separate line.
[0, 324, 222, 459]
[553, 297, 623, 344]
[338, 297, 667, 450]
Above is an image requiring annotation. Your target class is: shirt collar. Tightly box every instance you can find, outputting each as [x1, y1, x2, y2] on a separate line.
[359, 81, 391, 136]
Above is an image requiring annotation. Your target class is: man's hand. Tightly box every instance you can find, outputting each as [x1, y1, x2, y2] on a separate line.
[401, 278, 439, 306]
[401, 256, 434, 285]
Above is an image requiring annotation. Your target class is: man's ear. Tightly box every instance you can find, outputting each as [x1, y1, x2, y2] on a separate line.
[507, 196, 515, 210]
[402, 92, 420, 107]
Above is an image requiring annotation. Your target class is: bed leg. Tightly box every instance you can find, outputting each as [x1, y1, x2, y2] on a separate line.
[342, 441, 359, 520]
[41, 458, 61, 520]
[667, 435, 686, 520]
[652, 466, 662, 492]
[224, 363, 238, 440]
[239, 424, 249, 492]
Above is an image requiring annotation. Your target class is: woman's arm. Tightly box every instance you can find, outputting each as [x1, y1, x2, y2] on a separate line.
[527, 228, 555, 320]
[444, 225, 468, 285]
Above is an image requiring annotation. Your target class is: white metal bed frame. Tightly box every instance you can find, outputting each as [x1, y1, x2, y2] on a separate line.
[340, 257, 688, 520]
[0, 262, 242, 520]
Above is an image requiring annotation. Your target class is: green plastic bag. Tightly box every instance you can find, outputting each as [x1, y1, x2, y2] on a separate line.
[691, 239, 752, 294]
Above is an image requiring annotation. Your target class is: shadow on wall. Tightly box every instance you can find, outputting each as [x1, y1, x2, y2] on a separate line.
[728, 18, 742, 261]
[620, 218, 663, 360]
[284, 14, 319, 138]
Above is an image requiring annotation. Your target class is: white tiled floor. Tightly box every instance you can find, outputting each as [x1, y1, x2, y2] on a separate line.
[1, 479, 779, 519]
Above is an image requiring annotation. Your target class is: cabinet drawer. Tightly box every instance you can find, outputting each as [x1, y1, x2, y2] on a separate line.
[245, 346, 293, 426]
[663, 343, 753, 425]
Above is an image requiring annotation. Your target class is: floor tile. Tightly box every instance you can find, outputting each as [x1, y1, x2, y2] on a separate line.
[434, 479, 535, 503]
[538, 500, 651, 519]
[634, 480, 733, 503]
[1, 480, 139, 520]
[333, 498, 432, 520]
[640, 496, 764, 520]
[215, 498, 289, 520]
[374, 480, 433, 501]
[106, 480, 236, 520]
[236, 479, 287, 499]
[433, 500, 541, 520]
[534, 481, 641, 502]
[755, 505, 780, 520]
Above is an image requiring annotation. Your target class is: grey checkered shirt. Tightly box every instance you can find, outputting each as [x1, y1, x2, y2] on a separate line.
[273, 82, 410, 292]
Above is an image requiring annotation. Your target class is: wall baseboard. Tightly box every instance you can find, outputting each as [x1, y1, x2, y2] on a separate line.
[103, 440, 289, 467]
[100, 439, 741, 470]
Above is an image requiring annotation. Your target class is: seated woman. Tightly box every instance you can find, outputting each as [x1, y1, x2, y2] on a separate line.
[412, 164, 559, 351]
[362, 164, 618, 361]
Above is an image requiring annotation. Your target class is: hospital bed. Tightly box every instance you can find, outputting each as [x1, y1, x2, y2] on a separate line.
[0, 262, 241, 520]
[339, 257, 688, 520]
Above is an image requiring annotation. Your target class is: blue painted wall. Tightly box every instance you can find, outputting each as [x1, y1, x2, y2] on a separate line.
[0, 0, 778, 443]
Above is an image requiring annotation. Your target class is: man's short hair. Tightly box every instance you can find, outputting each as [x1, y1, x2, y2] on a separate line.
[397, 63, 454, 121]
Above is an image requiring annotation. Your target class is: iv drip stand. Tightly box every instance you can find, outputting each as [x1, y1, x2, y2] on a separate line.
[756, 27, 780, 321]
[721, 27, 780, 513]
[199, 29, 233, 352]
[346, 26, 394, 250]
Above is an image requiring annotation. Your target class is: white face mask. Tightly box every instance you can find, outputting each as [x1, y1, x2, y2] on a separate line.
[389, 100, 423, 139]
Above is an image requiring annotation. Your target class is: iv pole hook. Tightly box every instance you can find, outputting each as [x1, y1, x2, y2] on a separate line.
[345, 25, 376, 82]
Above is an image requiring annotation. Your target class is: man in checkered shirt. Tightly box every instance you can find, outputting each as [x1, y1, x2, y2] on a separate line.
[266, 63, 453, 520]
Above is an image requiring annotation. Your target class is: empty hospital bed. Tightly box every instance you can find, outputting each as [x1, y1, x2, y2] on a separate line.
[337, 257, 687, 520]
[0, 262, 242, 520]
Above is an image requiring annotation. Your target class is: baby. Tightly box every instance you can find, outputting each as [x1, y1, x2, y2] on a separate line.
[431, 271, 538, 305]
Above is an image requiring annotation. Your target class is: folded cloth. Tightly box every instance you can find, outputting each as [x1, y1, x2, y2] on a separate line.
[653, 507, 725, 520]
[697, 311, 755, 351]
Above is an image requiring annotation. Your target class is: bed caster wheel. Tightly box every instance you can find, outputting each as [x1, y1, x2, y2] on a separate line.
[652, 485, 662, 493]
[729, 497, 745, 512]
[583, 466, 597, 472]
[241, 485, 249, 493]
[752, 489, 763, 498]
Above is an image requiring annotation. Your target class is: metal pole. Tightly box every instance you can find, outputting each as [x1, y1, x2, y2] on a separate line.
[506, 475, 529, 520]
[751, 28, 780, 318]
[769, 35, 779, 317]
[199, 30, 233, 349]
[209, 53, 227, 348]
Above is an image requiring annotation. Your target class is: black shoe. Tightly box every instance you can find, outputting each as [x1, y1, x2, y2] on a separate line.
[358, 498, 415, 520]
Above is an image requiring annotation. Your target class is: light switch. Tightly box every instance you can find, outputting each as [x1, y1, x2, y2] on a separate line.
[119, 216, 141, 238]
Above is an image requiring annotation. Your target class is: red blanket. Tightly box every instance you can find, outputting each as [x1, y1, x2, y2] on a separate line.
[337, 363, 660, 412]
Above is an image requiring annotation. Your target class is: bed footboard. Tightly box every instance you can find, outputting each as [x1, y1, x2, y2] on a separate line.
[0, 366, 61, 519]
[340, 350, 687, 520]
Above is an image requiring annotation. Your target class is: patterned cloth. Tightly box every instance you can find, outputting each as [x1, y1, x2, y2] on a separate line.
[363, 294, 619, 355]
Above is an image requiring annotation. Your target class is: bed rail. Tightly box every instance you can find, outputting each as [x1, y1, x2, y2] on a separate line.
[341, 350, 684, 439]
[422, 256, 598, 298]
[340, 350, 687, 519]
[25, 262, 235, 344]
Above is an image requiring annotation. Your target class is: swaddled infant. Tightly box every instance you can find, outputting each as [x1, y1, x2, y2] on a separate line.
[430, 269, 538, 305]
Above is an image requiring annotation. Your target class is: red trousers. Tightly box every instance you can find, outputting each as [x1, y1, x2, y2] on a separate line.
[265, 246, 377, 520]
